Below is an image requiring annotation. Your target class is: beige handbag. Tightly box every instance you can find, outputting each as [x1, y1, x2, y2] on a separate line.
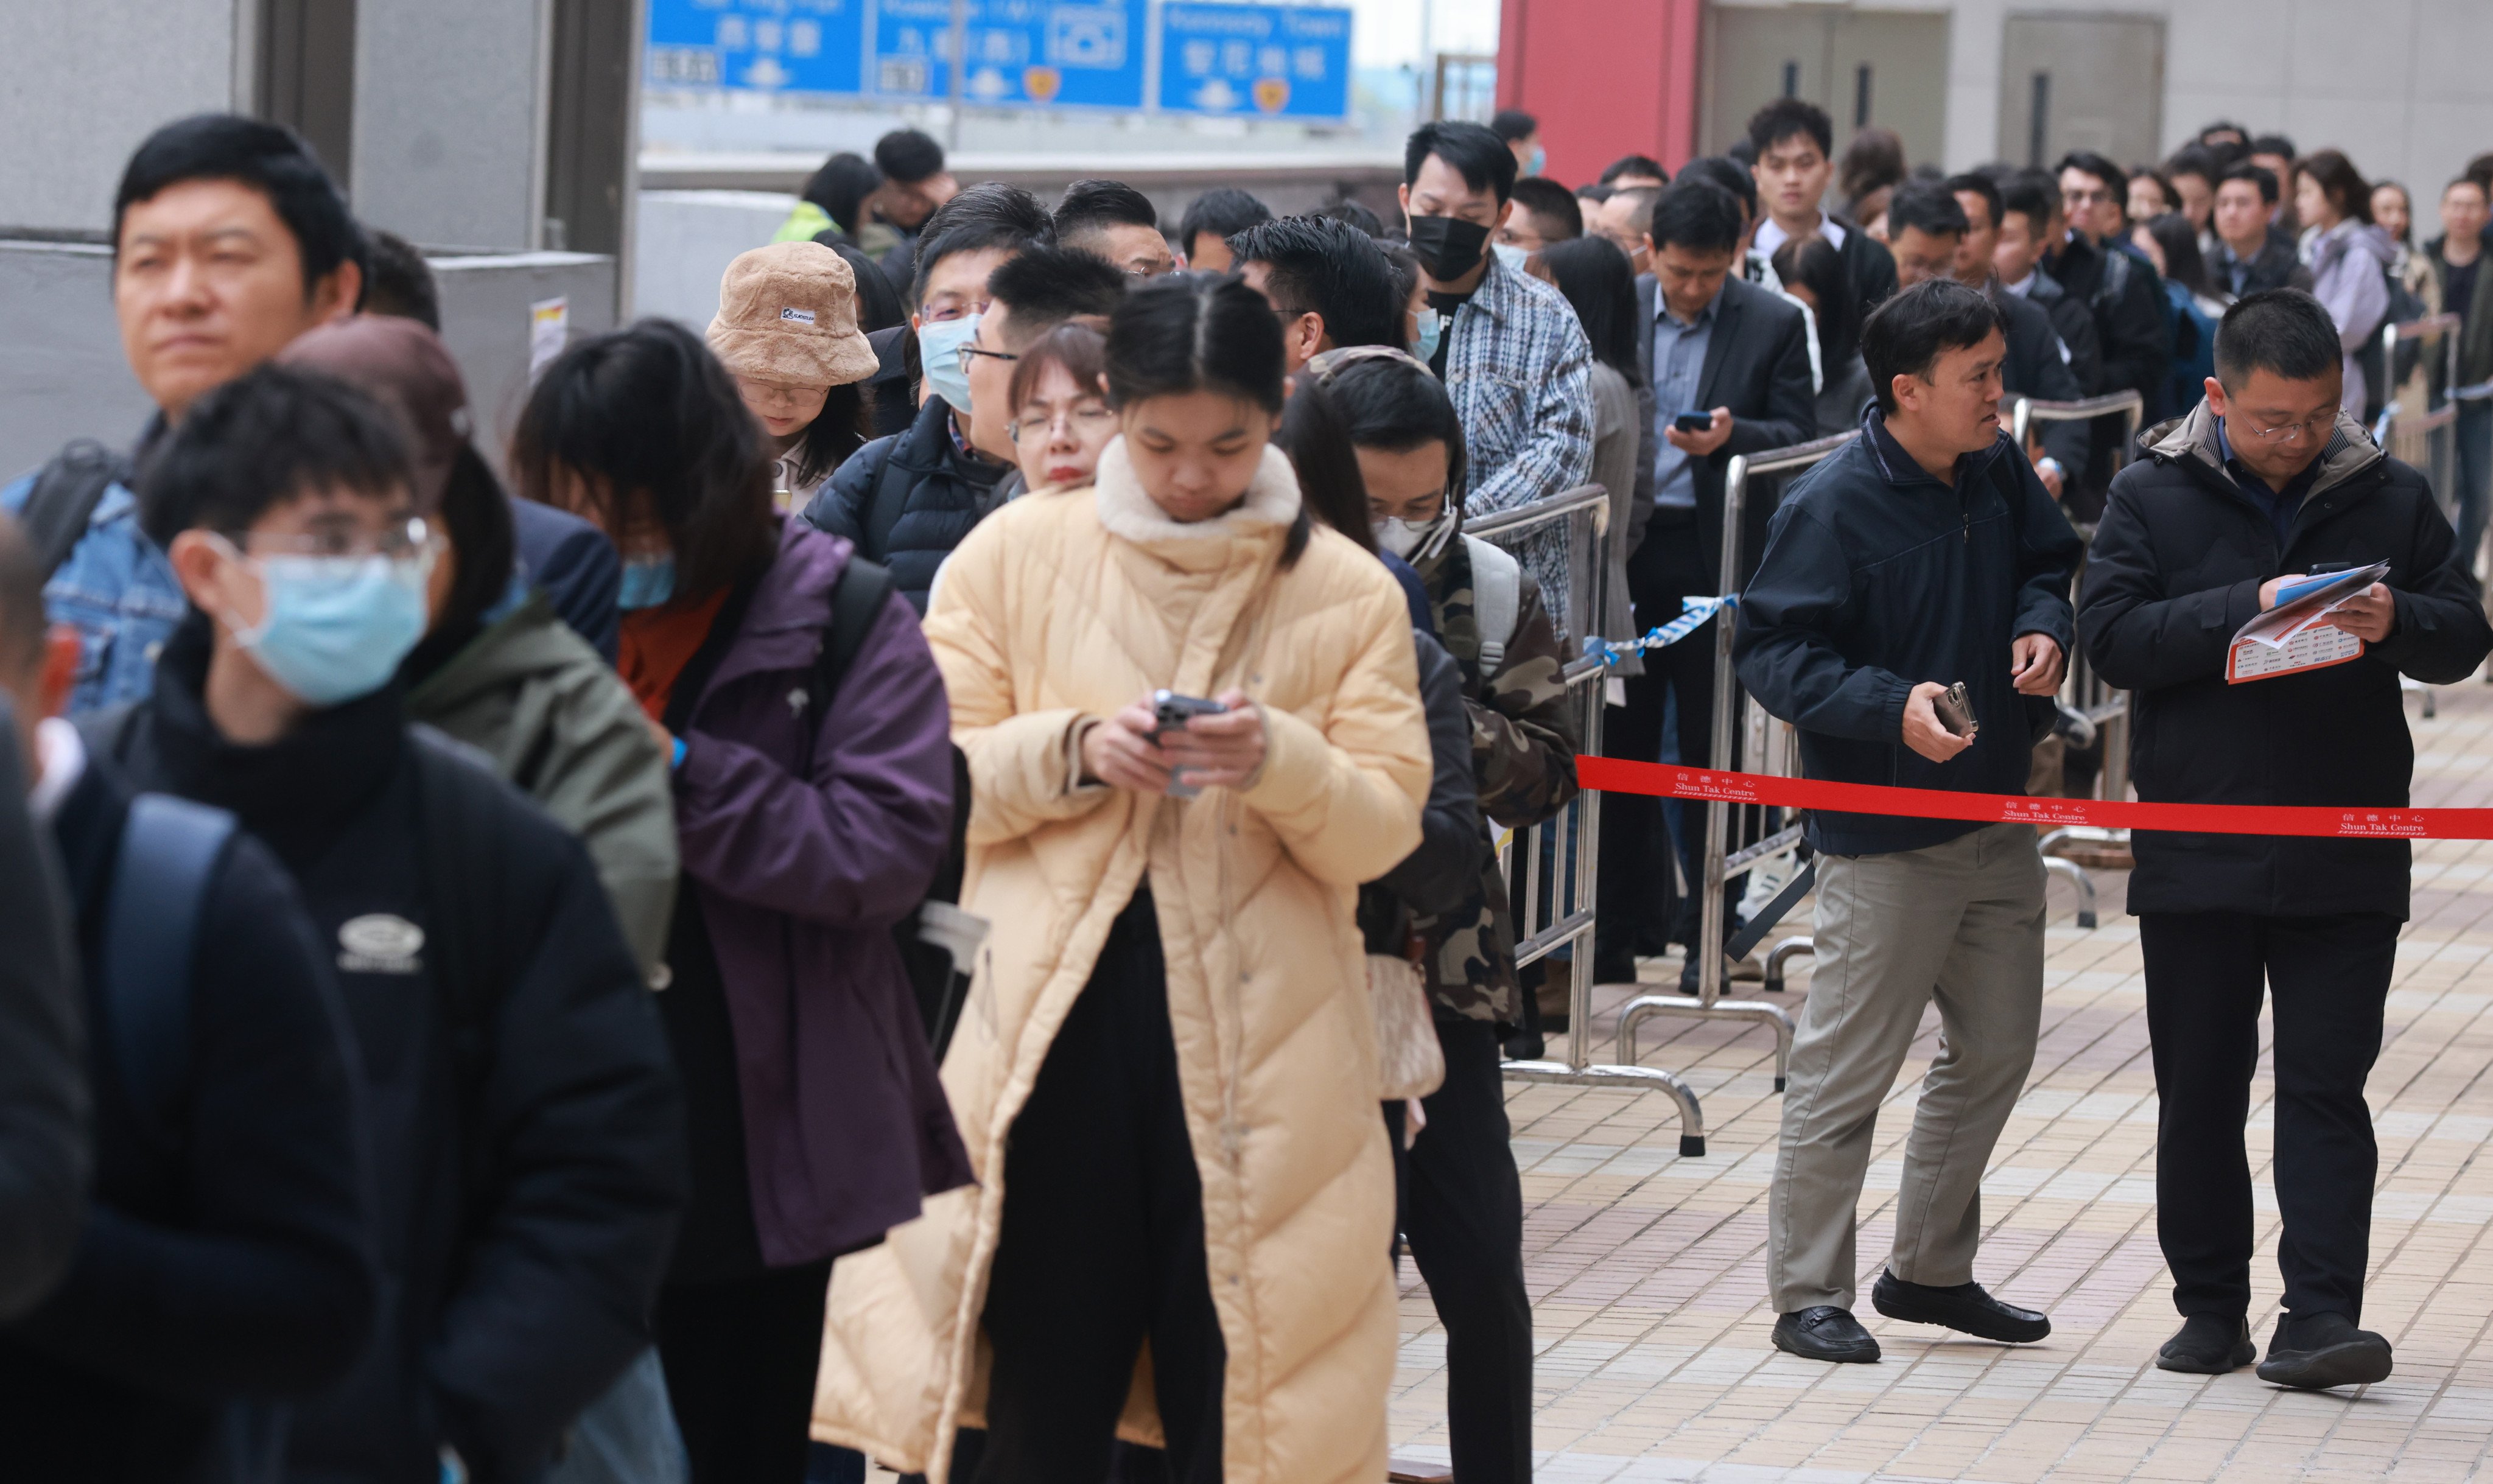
[1367, 953, 1446, 1101]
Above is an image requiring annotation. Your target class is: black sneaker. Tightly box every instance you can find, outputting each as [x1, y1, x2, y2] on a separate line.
[1772, 1306, 1881, 1363]
[2256, 1312, 2392, 1390]
[1870, 1269, 2051, 1343]
[2156, 1314, 2255, 1374]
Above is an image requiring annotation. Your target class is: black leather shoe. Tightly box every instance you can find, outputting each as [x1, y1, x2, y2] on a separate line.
[2156, 1314, 2255, 1373]
[1591, 954, 1638, 986]
[2256, 1312, 2392, 1390]
[1772, 1306, 1881, 1363]
[1871, 1269, 2051, 1343]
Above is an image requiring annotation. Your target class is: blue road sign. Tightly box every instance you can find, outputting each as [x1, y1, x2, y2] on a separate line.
[646, 0, 867, 94]
[867, 0, 1147, 109]
[1158, 3, 1353, 121]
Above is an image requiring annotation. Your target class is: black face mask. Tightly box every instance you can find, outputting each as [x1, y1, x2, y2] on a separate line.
[1408, 214, 1492, 281]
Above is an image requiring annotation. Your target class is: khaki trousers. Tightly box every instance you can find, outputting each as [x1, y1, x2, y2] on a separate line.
[1767, 822, 2046, 1314]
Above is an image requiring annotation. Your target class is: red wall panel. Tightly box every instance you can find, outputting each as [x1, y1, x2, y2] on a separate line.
[1495, 0, 1704, 186]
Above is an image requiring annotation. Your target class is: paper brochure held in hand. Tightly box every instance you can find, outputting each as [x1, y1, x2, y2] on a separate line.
[2225, 561, 2390, 684]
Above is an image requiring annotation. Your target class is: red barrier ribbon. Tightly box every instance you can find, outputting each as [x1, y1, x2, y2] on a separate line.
[1577, 757, 2493, 841]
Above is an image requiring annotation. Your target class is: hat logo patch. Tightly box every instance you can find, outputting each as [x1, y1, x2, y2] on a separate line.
[338, 914, 426, 975]
[781, 307, 816, 324]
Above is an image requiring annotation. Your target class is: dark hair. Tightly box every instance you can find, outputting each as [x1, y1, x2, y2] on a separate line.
[2372, 178, 2413, 244]
[2297, 150, 2372, 226]
[1508, 177, 1583, 240]
[1726, 136, 1759, 167]
[1540, 237, 1641, 386]
[2198, 120, 2251, 147]
[2130, 167, 2176, 218]
[114, 114, 363, 296]
[802, 152, 883, 236]
[1576, 183, 1616, 206]
[2221, 161, 2281, 207]
[2249, 135, 2297, 162]
[2164, 145, 2221, 187]
[986, 245, 1129, 346]
[1404, 121, 1518, 204]
[1747, 98, 1832, 161]
[1316, 196, 1387, 240]
[909, 183, 1054, 308]
[360, 229, 440, 330]
[2449, 175, 2490, 200]
[511, 320, 774, 603]
[1177, 187, 1272, 255]
[873, 128, 945, 185]
[1317, 352, 1470, 508]
[1840, 127, 1908, 209]
[1105, 276, 1302, 562]
[1945, 172, 2003, 234]
[1488, 110, 1539, 145]
[1885, 178, 1968, 240]
[1227, 215, 1405, 351]
[783, 382, 873, 492]
[2055, 150, 2127, 195]
[137, 363, 410, 547]
[2215, 289, 2344, 390]
[1605, 185, 1663, 240]
[1006, 318, 1109, 416]
[817, 236, 908, 334]
[1275, 373, 1376, 554]
[2204, 138, 2251, 173]
[2469, 153, 2493, 192]
[1054, 178, 1160, 244]
[1860, 279, 2006, 417]
[2141, 212, 2215, 299]
[2000, 173, 2058, 233]
[1380, 242, 1421, 315]
[427, 446, 519, 649]
[1647, 181, 1743, 255]
[1678, 156, 1756, 218]
[1772, 234, 1856, 364]
[0, 515, 46, 673]
[1599, 153, 1669, 186]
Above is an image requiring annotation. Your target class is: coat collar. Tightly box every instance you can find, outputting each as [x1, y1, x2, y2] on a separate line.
[1859, 406, 2012, 492]
[1091, 437, 1301, 570]
[2146, 399, 2385, 506]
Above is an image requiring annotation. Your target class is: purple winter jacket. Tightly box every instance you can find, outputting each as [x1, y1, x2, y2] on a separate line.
[671, 515, 973, 1266]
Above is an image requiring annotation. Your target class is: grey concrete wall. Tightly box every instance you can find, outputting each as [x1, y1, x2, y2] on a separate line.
[636, 191, 802, 332]
[0, 241, 614, 485]
[0, 0, 242, 234]
[352, 0, 550, 251]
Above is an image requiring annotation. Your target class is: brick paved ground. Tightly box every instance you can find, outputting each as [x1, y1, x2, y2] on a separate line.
[1389, 682, 2493, 1483]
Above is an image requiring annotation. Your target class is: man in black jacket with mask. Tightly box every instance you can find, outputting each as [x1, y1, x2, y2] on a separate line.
[1737, 280, 2081, 1365]
[96, 363, 686, 1482]
[2046, 155, 2171, 516]
[2080, 289, 2492, 1390]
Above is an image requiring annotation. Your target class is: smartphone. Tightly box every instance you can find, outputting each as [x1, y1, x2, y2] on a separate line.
[1152, 690, 1227, 797]
[1931, 681, 1979, 740]
[1672, 410, 1713, 434]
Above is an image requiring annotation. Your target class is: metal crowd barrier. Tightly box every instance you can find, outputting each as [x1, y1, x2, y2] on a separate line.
[2375, 313, 2463, 516]
[1474, 486, 1710, 1156]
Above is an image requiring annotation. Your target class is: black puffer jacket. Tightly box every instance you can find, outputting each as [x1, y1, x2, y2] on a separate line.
[2078, 403, 2493, 918]
[802, 393, 1007, 611]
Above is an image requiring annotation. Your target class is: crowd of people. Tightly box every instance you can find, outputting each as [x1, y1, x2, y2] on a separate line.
[0, 91, 2483, 1484]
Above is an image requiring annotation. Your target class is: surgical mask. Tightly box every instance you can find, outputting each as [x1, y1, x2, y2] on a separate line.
[1406, 214, 1492, 281]
[1491, 241, 1531, 272]
[1525, 145, 1546, 178]
[617, 555, 676, 611]
[223, 542, 435, 708]
[917, 312, 981, 413]
[1409, 307, 1445, 366]
[1372, 509, 1450, 561]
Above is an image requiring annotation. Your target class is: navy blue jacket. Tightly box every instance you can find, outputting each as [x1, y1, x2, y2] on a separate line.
[507, 497, 620, 663]
[802, 394, 1007, 611]
[1734, 411, 2083, 855]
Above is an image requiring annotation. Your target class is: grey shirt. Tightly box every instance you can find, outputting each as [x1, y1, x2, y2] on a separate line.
[1650, 291, 1720, 511]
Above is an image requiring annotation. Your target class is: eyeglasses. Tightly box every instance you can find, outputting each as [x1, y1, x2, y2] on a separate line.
[1009, 402, 1117, 443]
[954, 343, 1019, 376]
[230, 516, 435, 562]
[2235, 413, 2335, 446]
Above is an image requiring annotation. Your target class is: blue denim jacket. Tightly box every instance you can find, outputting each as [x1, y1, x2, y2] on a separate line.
[0, 468, 188, 714]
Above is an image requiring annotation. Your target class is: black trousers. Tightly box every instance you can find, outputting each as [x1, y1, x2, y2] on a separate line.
[2139, 911, 2399, 1325]
[973, 894, 1225, 1484]
[1384, 1019, 1533, 1484]
[1596, 604, 1715, 965]
[657, 1258, 835, 1484]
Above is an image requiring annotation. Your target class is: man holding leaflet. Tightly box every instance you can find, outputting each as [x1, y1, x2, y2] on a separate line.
[2081, 288, 2493, 1389]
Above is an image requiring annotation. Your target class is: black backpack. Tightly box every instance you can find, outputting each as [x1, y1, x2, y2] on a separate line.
[18, 439, 130, 579]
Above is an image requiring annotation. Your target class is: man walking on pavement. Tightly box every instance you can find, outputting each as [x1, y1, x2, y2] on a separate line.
[1737, 279, 2082, 1363]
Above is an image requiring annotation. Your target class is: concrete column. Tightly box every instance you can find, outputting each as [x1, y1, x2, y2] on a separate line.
[351, 0, 552, 250]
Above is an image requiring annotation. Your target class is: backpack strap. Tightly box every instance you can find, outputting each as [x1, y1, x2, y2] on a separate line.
[20, 440, 128, 580]
[864, 439, 917, 564]
[102, 793, 237, 1150]
[807, 556, 899, 724]
[1462, 534, 1522, 673]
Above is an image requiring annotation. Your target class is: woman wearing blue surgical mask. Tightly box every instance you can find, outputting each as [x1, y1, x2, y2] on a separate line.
[513, 319, 971, 1484]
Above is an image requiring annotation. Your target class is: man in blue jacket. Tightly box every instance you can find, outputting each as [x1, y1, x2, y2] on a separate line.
[1735, 279, 2082, 1364]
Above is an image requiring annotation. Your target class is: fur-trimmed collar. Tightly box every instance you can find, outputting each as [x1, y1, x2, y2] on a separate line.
[1092, 436, 1302, 545]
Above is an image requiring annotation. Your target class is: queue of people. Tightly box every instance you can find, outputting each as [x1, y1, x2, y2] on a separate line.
[0, 94, 2485, 1484]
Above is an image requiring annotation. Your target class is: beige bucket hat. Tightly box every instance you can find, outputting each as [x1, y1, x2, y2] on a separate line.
[706, 240, 880, 387]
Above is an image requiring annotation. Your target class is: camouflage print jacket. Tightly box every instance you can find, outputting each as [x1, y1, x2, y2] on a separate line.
[1406, 533, 1582, 1024]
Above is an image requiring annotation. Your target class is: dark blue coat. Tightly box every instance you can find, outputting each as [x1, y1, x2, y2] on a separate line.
[802, 394, 1007, 611]
[1733, 411, 2083, 856]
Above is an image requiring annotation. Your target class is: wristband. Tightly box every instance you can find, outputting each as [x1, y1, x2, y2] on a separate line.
[671, 737, 687, 771]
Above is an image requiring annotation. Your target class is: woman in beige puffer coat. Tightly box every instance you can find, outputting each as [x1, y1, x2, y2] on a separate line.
[811, 276, 1432, 1483]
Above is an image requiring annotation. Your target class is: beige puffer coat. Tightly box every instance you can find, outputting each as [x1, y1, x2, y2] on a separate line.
[810, 439, 1431, 1483]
